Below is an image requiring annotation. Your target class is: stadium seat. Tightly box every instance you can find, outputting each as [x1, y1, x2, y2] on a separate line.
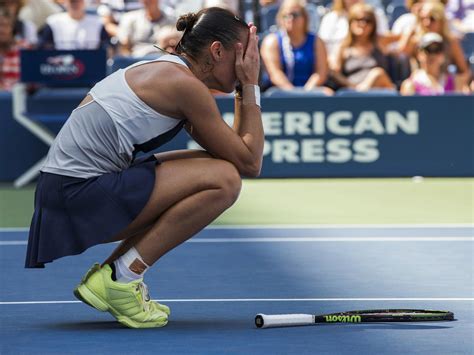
[12, 49, 107, 187]
[264, 87, 329, 97]
[335, 88, 399, 96]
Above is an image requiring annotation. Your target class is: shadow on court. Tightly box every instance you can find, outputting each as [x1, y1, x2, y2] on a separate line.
[322, 323, 455, 330]
[47, 318, 252, 332]
[46, 321, 125, 331]
[1, 227, 472, 354]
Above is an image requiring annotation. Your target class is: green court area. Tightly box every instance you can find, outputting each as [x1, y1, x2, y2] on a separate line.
[0, 178, 472, 227]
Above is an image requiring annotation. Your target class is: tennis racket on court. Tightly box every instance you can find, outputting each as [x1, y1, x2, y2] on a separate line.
[255, 309, 455, 328]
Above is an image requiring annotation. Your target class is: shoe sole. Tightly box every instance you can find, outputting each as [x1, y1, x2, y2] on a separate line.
[74, 284, 171, 317]
[74, 284, 168, 329]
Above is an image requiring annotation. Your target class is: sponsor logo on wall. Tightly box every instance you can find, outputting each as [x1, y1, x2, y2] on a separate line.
[188, 110, 419, 164]
[39, 55, 86, 80]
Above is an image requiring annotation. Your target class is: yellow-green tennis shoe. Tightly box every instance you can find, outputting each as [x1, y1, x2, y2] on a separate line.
[73, 263, 169, 328]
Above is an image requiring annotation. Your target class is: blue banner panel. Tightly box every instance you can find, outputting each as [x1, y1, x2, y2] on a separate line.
[157, 95, 474, 177]
[1, 94, 473, 181]
[20, 49, 107, 86]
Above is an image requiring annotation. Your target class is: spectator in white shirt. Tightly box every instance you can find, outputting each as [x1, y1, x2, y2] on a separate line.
[39, 0, 109, 49]
[117, 0, 174, 56]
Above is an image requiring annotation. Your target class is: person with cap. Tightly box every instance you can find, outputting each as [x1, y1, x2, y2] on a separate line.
[400, 32, 468, 94]
[398, 1, 470, 88]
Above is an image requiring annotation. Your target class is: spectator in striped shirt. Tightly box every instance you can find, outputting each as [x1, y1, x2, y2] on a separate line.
[0, 7, 27, 90]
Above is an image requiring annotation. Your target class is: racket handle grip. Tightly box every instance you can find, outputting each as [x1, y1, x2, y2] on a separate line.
[255, 313, 315, 328]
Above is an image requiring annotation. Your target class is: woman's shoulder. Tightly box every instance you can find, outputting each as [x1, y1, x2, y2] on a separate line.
[130, 59, 200, 92]
[261, 32, 280, 49]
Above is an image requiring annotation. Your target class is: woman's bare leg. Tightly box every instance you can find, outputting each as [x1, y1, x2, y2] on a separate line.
[356, 67, 394, 91]
[103, 152, 242, 266]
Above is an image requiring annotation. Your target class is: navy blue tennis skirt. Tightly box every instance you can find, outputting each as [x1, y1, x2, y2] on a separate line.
[25, 155, 159, 268]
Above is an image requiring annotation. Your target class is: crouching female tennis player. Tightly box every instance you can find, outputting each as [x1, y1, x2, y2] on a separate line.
[25, 7, 263, 328]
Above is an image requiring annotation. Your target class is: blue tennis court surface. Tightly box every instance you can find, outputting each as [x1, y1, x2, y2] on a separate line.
[1, 226, 473, 354]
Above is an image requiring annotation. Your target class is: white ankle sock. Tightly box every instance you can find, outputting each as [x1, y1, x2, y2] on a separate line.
[113, 247, 150, 283]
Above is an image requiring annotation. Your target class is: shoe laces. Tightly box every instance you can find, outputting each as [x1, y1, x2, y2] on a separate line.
[136, 282, 151, 312]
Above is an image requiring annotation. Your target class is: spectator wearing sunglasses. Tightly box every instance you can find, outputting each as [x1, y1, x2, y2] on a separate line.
[331, 4, 394, 91]
[400, 32, 466, 94]
[318, 0, 389, 66]
[399, 1, 470, 85]
[260, 0, 330, 92]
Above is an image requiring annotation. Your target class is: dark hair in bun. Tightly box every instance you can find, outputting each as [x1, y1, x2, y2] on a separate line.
[175, 7, 248, 60]
[176, 12, 199, 32]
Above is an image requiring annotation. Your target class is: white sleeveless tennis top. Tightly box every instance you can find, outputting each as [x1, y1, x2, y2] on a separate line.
[42, 54, 188, 178]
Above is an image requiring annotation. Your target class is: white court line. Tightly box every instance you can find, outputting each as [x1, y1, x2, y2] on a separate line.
[1, 224, 473, 233]
[207, 224, 474, 229]
[1, 298, 473, 305]
[1, 237, 473, 246]
[187, 237, 474, 242]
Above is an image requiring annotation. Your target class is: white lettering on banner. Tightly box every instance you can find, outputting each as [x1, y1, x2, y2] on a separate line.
[301, 139, 325, 162]
[263, 140, 272, 157]
[353, 111, 385, 134]
[327, 111, 352, 135]
[262, 112, 282, 135]
[313, 112, 325, 134]
[285, 112, 312, 135]
[326, 139, 352, 163]
[263, 138, 380, 163]
[385, 111, 418, 134]
[261, 110, 419, 136]
[188, 110, 419, 164]
[353, 139, 380, 162]
[272, 140, 300, 163]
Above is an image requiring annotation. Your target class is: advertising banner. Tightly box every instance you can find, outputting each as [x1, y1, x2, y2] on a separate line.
[160, 95, 474, 177]
[20, 49, 107, 86]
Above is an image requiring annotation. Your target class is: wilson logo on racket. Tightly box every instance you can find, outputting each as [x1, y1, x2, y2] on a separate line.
[324, 315, 361, 323]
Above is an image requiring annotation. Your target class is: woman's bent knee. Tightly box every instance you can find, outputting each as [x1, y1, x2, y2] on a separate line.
[216, 161, 242, 206]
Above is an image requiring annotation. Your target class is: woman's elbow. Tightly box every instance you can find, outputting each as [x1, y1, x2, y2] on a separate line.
[239, 161, 263, 178]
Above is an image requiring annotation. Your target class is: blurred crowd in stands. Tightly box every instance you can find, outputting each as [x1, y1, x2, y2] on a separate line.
[0, 0, 473, 95]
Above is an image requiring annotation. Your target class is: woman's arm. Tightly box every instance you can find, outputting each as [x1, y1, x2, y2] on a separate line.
[260, 33, 295, 90]
[177, 27, 264, 177]
[398, 29, 416, 56]
[400, 77, 415, 95]
[304, 37, 329, 90]
[449, 38, 471, 89]
[378, 33, 402, 53]
[450, 38, 470, 74]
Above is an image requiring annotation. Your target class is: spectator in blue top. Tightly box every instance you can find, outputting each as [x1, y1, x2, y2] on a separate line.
[260, 0, 329, 92]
